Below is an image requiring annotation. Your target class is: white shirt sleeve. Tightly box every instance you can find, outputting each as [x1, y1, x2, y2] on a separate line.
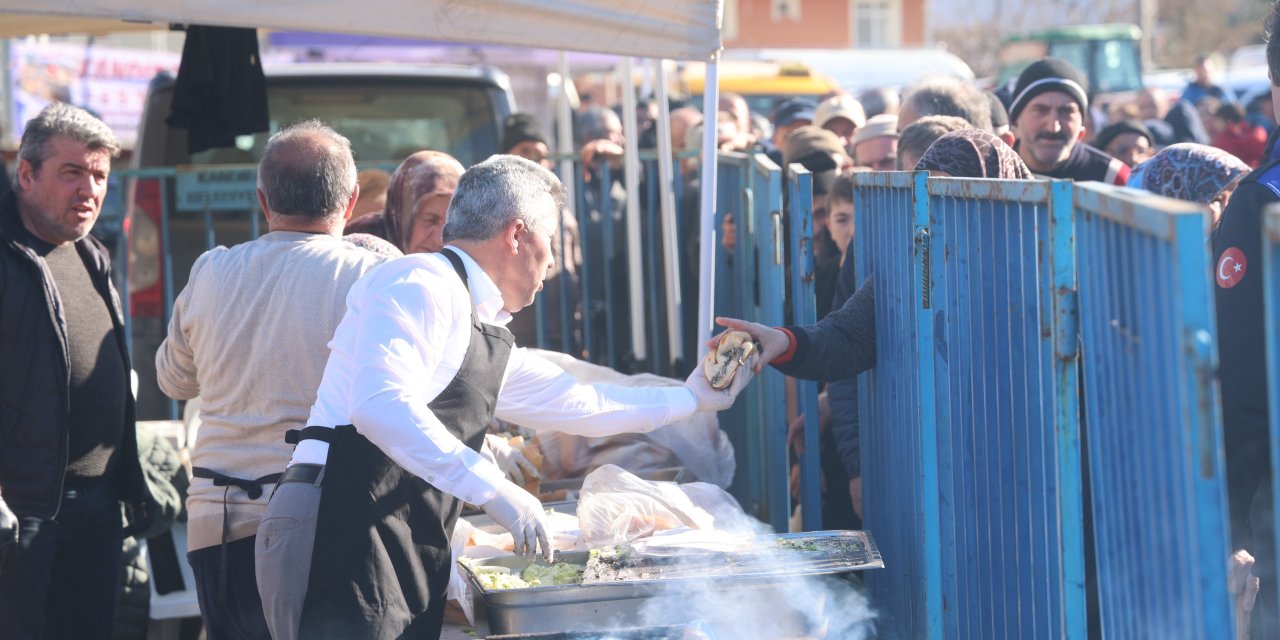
[494, 346, 698, 435]
[341, 270, 508, 506]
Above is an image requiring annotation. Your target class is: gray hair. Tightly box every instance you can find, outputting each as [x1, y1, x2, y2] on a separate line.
[898, 115, 971, 170]
[902, 77, 993, 132]
[575, 106, 622, 147]
[17, 103, 119, 175]
[857, 87, 899, 119]
[443, 155, 565, 243]
[257, 120, 357, 220]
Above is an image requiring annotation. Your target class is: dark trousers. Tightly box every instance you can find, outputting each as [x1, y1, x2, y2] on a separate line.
[189, 535, 271, 640]
[0, 477, 123, 640]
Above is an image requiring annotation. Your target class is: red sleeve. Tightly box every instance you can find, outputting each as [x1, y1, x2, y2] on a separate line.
[1111, 159, 1131, 186]
[769, 327, 799, 365]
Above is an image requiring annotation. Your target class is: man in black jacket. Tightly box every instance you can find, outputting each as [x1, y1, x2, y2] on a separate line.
[0, 103, 152, 640]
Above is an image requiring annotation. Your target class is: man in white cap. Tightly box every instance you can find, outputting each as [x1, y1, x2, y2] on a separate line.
[851, 114, 898, 172]
[815, 94, 866, 156]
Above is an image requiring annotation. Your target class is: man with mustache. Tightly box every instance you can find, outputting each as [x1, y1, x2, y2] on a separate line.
[1008, 58, 1129, 185]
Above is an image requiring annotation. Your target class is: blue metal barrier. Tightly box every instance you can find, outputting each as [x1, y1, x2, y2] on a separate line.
[748, 153, 789, 532]
[1268, 204, 1280, 630]
[854, 173, 1083, 638]
[786, 164, 823, 532]
[927, 177, 1082, 639]
[712, 151, 790, 531]
[1076, 183, 1232, 638]
[854, 170, 938, 639]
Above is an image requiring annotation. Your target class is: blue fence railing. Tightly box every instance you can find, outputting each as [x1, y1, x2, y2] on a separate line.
[786, 164, 823, 532]
[712, 151, 791, 531]
[1077, 183, 1232, 639]
[926, 177, 1083, 640]
[854, 170, 938, 639]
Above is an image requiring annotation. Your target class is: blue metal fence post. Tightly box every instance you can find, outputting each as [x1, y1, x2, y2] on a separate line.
[786, 164, 823, 532]
[751, 153, 788, 532]
[912, 170, 943, 640]
[1051, 180, 1085, 640]
[854, 170, 928, 638]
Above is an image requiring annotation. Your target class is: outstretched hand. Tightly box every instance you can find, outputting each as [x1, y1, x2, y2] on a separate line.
[710, 317, 792, 373]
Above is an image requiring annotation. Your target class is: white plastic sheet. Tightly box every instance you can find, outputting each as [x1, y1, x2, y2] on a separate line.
[0, 1, 722, 60]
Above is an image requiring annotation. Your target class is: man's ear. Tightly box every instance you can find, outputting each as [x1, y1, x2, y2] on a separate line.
[342, 183, 360, 221]
[1077, 127, 1087, 143]
[507, 218, 526, 255]
[256, 188, 271, 217]
[16, 159, 35, 191]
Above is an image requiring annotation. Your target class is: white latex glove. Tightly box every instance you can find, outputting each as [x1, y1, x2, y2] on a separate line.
[684, 351, 759, 412]
[1229, 548, 1261, 613]
[482, 434, 541, 485]
[481, 480, 553, 561]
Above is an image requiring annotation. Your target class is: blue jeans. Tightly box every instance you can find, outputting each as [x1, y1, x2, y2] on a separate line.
[0, 477, 123, 640]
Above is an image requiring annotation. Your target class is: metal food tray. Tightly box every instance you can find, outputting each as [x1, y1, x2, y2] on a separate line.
[485, 622, 715, 639]
[462, 531, 882, 635]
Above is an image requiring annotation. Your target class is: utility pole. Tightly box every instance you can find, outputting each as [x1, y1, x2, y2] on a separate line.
[1138, 0, 1157, 70]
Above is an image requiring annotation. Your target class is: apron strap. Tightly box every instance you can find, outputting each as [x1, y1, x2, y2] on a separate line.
[191, 467, 282, 500]
[190, 466, 285, 604]
[284, 425, 339, 445]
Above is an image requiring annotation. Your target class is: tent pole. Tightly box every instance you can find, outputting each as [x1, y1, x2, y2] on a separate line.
[620, 57, 646, 365]
[696, 53, 720, 358]
[556, 53, 576, 209]
[654, 60, 682, 370]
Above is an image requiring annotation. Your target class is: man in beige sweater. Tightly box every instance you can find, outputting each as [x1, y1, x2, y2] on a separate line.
[154, 120, 389, 640]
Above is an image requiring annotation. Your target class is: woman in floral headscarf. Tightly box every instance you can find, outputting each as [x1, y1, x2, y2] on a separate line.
[1128, 143, 1251, 225]
[914, 128, 1034, 180]
[344, 150, 465, 253]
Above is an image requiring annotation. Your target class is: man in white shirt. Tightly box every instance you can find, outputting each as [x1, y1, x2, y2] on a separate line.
[255, 155, 753, 640]
[155, 121, 389, 639]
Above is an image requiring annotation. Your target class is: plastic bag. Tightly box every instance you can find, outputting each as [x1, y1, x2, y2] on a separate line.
[576, 464, 749, 546]
[522, 350, 736, 487]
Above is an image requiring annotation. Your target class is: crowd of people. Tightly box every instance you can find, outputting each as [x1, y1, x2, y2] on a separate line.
[5, 5, 1280, 639]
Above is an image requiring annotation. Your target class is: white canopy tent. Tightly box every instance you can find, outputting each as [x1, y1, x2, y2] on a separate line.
[0, 0, 725, 361]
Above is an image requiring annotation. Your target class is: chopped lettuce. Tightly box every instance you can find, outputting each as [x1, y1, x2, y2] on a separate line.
[468, 561, 584, 590]
[521, 562, 585, 586]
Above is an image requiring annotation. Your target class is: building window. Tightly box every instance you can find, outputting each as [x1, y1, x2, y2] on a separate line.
[773, 0, 802, 22]
[854, 0, 901, 48]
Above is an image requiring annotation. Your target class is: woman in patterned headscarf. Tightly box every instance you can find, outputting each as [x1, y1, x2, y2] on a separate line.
[344, 150, 465, 253]
[914, 128, 1034, 179]
[1128, 142, 1251, 225]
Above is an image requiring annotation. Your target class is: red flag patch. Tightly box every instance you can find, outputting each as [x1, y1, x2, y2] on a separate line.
[1217, 247, 1247, 289]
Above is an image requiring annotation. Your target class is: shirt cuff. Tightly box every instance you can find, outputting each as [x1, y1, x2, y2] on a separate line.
[662, 386, 699, 425]
[770, 327, 800, 365]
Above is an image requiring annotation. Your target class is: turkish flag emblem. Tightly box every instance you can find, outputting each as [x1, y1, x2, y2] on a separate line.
[1217, 247, 1247, 289]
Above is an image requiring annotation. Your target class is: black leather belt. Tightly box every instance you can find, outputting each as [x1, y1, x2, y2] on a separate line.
[280, 463, 324, 486]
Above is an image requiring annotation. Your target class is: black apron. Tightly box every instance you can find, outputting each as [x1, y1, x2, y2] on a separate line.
[298, 249, 514, 639]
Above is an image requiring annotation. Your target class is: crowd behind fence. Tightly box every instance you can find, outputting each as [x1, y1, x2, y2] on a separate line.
[105, 148, 1267, 637]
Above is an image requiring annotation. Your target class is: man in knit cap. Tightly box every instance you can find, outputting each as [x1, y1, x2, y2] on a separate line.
[502, 113, 551, 168]
[1008, 57, 1129, 185]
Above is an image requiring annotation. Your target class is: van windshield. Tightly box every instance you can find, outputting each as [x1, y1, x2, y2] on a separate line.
[188, 80, 501, 167]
